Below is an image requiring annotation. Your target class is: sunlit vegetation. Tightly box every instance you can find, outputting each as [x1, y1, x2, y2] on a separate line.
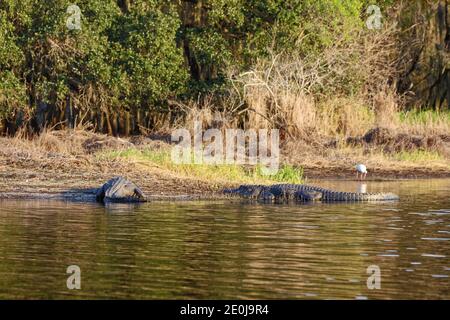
[101, 148, 305, 185]
[392, 150, 445, 163]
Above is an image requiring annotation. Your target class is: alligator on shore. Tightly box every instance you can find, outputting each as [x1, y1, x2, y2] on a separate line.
[96, 177, 146, 203]
[95, 177, 399, 204]
[224, 184, 399, 202]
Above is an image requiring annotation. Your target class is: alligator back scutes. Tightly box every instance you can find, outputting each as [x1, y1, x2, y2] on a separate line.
[224, 184, 399, 202]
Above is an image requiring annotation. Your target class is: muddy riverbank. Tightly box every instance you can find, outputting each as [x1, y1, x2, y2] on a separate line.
[1, 164, 449, 202]
[1, 130, 449, 202]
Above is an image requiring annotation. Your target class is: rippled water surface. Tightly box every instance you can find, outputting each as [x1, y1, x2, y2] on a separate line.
[0, 179, 449, 299]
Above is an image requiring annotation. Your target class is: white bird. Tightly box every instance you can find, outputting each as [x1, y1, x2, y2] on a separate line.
[355, 164, 368, 180]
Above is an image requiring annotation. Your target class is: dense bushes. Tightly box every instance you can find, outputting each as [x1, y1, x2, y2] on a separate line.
[0, 0, 188, 134]
[0, 0, 448, 135]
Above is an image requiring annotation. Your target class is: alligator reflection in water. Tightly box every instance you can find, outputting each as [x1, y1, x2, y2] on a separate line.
[357, 184, 367, 194]
[0, 179, 448, 299]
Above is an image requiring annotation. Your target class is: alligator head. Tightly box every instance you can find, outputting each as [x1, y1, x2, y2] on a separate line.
[96, 177, 147, 203]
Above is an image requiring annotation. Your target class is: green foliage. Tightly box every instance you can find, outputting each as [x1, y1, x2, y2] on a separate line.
[0, 70, 27, 119]
[109, 6, 188, 107]
[0, 0, 190, 126]
[0, 6, 27, 119]
[0, 12, 23, 69]
[182, 0, 366, 75]
[1, 0, 411, 132]
[266, 164, 304, 184]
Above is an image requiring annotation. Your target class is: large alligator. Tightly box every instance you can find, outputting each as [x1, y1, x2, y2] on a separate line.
[224, 184, 399, 202]
[96, 177, 146, 203]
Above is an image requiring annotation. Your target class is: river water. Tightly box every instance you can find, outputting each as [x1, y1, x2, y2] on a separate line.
[0, 179, 448, 299]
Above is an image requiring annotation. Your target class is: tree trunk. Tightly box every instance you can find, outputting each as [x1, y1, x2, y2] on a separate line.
[402, 0, 450, 110]
[118, 0, 131, 13]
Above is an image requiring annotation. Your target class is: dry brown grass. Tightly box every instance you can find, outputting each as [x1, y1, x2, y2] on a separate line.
[201, 20, 406, 141]
[0, 128, 134, 175]
[0, 125, 449, 193]
[148, 17, 449, 155]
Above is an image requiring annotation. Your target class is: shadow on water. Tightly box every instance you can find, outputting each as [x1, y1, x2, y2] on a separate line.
[0, 179, 448, 299]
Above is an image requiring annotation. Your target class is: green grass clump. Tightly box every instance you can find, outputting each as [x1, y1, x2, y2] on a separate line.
[268, 164, 304, 184]
[393, 150, 444, 162]
[101, 148, 304, 185]
[398, 109, 450, 125]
